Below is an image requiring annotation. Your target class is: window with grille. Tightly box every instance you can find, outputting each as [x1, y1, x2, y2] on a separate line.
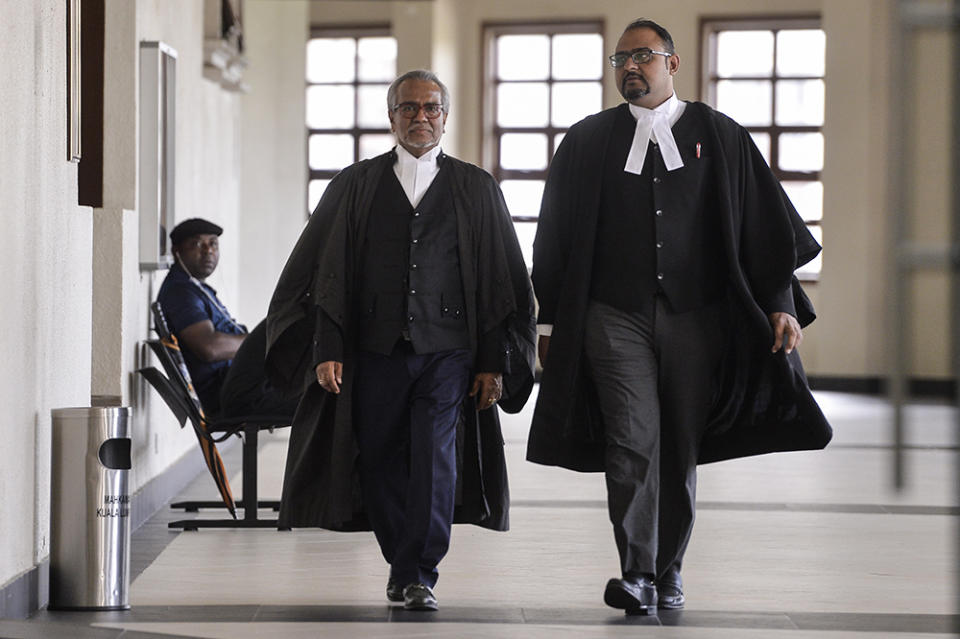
[484, 22, 605, 266]
[305, 27, 397, 214]
[702, 18, 825, 279]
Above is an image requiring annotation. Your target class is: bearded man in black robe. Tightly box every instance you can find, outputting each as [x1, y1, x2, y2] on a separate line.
[265, 70, 536, 612]
[528, 19, 831, 616]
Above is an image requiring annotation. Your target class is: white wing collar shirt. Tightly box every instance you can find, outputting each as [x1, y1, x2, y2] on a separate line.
[394, 144, 443, 208]
[624, 92, 686, 175]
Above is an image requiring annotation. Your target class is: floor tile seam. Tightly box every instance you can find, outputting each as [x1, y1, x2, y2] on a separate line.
[505, 439, 959, 450]
[116, 626, 211, 639]
[79, 606, 960, 630]
[67, 615, 959, 634]
[784, 611, 960, 634]
[508, 500, 960, 516]
[129, 525, 181, 583]
[784, 612, 801, 630]
[824, 444, 960, 451]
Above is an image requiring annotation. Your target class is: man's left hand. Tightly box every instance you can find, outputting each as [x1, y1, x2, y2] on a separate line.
[469, 372, 503, 410]
[769, 312, 802, 354]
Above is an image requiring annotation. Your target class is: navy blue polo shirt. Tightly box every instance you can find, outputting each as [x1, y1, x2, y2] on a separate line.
[157, 263, 246, 412]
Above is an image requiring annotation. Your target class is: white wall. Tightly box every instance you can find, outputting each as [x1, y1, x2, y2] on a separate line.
[125, 0, 248, 490]
[237, 0, 310, 323]
[0, 0, 94, 587]
[0, 0, 257, 593]
[804, 0, 892, 377]
[905, 26, 953, 378]
[90, 0, 249, 497]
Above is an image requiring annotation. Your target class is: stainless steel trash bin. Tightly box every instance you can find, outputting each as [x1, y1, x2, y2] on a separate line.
[49, 406, 132, 610]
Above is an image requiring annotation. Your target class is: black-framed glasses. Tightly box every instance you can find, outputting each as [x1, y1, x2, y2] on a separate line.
[392, 102, 445, 119]
[608, 47, 672, 68]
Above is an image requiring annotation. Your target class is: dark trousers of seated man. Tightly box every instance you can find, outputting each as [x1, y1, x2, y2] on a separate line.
[219, 320, 300, 420]
[583, 295, 729, 582]
[353, 340, 472, 588]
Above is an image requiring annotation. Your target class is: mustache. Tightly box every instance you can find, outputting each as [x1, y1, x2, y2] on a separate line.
[621, 72, 646, 87]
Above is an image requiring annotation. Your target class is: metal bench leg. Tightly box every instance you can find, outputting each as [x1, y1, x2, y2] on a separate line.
[243, 424, 259, 522]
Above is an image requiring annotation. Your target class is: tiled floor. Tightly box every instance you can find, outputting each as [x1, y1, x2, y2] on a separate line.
[5, 391, 958, 638]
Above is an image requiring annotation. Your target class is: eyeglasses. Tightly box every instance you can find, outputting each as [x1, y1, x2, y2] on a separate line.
[608, 47, 672, 68]
[392, 102, 445, 119]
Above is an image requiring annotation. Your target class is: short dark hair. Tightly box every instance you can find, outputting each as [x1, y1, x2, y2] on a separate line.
[623, 18, 675, 54]
[387, 69, 450, 113]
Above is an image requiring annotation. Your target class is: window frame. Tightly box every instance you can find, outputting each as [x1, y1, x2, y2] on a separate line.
[306, 24, 394, 213]
[483, 20, 605, 223]
[699, 15, 825, 280]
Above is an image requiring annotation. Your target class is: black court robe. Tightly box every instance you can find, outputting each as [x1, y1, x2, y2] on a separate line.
[266, 149, 536, 531]
[527, 101, 832, 473]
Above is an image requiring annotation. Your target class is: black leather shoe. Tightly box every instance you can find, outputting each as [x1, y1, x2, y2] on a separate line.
[657, 582, 684, 610]
[657, 568, 684, 610]
[403, 583, 438, 611]
[603, 576, 657, 615]
[386, 580, 404, 602]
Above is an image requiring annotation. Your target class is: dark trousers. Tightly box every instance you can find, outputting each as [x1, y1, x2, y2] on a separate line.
[583, 297, 728, 581]
[219, 320, 300, 420]
[353, 341, 472, 588]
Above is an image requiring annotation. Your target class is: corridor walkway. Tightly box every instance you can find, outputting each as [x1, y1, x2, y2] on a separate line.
[4, 391, 957, 638]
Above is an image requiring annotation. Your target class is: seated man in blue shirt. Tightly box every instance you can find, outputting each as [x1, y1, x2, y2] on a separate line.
[157, 218, 298, 419]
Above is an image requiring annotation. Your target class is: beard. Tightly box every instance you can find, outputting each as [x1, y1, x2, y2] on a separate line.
[403, 137, 437, 148]
[402, 128, 439, 148]
[620, 74, 650, 101]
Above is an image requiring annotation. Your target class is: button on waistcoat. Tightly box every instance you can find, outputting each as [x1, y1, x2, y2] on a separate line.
[358, 163, 470, 355]
[590, 109, 657, 311]
[590, 104, 726, 314]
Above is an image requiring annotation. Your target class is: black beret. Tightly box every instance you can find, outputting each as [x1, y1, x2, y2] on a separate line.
[170, 218, 223, 245]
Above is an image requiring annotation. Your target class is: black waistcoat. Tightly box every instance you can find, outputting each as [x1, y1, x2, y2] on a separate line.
[590, 104, 726, 314]
[357, 161, 470, 355]
[590, 108, 657, 310]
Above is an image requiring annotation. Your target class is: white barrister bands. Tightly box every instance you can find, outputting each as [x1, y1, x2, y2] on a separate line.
[624, 94, 685, 175]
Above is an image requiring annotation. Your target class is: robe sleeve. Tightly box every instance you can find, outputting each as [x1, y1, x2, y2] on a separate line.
[710, 109, 820, 328]
[313, 309, 344, 365]
[735, 129, 798, 305]
[758, 285, 798, 318]
[735, 124, 820, 322]
[531, 130, 579, 325]
[265, 167, 355, 394]
[476, 326, 509, 373]
[472, 165, 536, 404]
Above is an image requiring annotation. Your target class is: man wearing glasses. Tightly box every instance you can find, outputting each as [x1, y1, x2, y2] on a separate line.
[528, 19, 831, 615]
[266, 70, 535, 612]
